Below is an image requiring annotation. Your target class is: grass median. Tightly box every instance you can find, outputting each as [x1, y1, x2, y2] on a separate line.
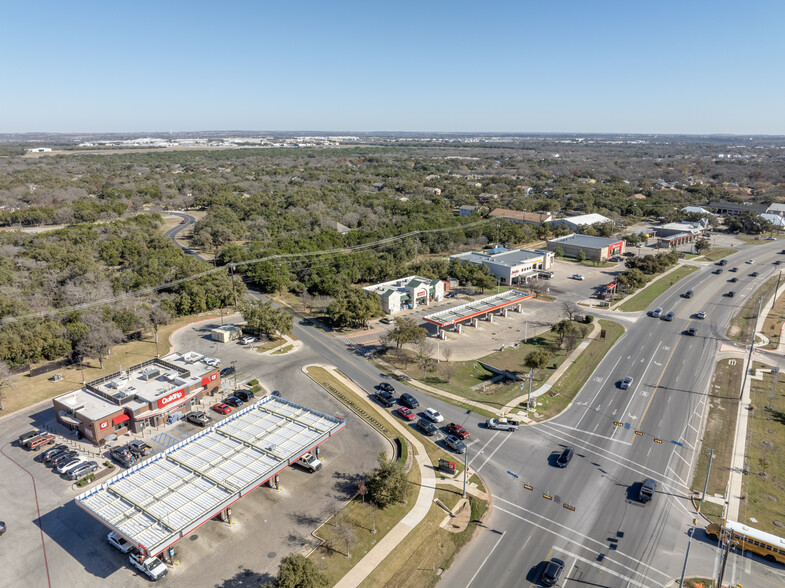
[618, 265, 698, 312]
[727, 276, 778, 343]
[697, 247, 736, 261]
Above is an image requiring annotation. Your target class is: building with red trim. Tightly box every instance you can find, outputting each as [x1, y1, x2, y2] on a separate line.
[52, 352, 221, 445]
[546, 233, 625, 262]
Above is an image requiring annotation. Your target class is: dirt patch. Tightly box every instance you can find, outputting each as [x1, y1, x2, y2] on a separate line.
[765, 494, 778, 502]
[440, 498, 472, 533]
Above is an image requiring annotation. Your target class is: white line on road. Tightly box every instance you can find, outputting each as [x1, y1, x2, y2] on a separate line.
[544, 422, 632, 445]
[551, 545, 652, 588]
[465, 530, 509, 588]
[576, 355, 624, 429]
[468, 430, 500, 467]
[613, 341, 662, 439]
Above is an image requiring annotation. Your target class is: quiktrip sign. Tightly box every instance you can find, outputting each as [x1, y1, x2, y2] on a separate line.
[157, 389, 185, 409]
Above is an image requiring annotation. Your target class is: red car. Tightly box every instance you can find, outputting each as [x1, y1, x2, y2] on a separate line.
[396, 407, 415, 421]
[212, 403, 232, 415]
[446, 423, 470, 439]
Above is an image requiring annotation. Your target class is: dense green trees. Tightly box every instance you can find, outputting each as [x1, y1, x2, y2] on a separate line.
[364, 452, 408, 508]
[327, 288, 382, 329]
[239, 299, 293, 339]
[273, 554, 328, 588]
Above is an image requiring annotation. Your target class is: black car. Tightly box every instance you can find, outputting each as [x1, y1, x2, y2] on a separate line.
[541, 558, 565, 586]
[399, 393, 419, 409]
[51, 451, 78, 468]
[727, 291, 736, 297]
[378, 382, 395, 393]
[729, 267, 738, 272]
[224, 396, 244, 408]
[0, 521, 5, 535]
[41, 444, 69, 462]
[235, 389, 254, 402]
[220, 366, 235, 377]
[729, 277, 738, 282]
[685, 327, 697, 336]
[45, 448, 74, 465]
[417, 419, 437, 436]
[556, 447, 574, 468]
[751, 271, 760, 277]
[683, 290, 693, 298]
[374, 389, 395, 407]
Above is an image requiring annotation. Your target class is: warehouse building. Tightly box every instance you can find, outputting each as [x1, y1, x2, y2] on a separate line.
[546, 234, 625, 262]
[450, 248, 554, 285]
[364, 276, 445, 315]
[548, 213, 612, 232]
[53, 352, 221, 445]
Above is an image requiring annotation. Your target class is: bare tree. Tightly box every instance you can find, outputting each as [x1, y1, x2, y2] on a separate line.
[0, 360, 13, 411]
[356, 477, 367, 504]
[441, 346, 455, 382]
[378, 331, 393, 352]
[77, 313, 124, 369]
[562, 301, 580, 321]
[332, 512, 357, 558]
[442, 346, 453, 363]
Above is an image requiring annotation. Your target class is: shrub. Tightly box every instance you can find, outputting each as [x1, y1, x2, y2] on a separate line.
[250, 385, 262, 393]
[247, 379, 259, 386]
[585, 314, 594, 323]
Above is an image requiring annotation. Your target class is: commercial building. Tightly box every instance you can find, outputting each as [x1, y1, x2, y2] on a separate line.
[708, 201, 768, 216]
[546, 234, 625, 262]
[211, 325, 242, 342]
[548, 213, 612, 232]
[53, 352, 221, 445]
[364, 276, 445, 315]
[450, 248, 554, 286]
[489, 208, 553, 224]
[423, 290, 533, 333]
[76, 396, 344, 558]
[653, 219, 708, 248]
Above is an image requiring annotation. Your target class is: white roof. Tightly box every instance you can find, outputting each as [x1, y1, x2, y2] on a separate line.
[682, 206, 712, 214]
[75, 396, 344, 556]
[760, 213, 785, 227]
[558, 213, 611, 226]
[766, 203, 785, 214]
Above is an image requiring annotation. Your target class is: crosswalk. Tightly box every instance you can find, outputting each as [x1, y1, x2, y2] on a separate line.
[151, 430, 188, 449]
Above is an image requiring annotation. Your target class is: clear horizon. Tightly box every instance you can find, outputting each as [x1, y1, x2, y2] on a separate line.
[2, 1, 783, 135]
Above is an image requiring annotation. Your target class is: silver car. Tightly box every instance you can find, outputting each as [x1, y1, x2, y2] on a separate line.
[620, 376, 633, 390]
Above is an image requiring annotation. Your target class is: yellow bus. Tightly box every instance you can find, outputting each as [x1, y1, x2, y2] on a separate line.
[706, 520, 785, 564]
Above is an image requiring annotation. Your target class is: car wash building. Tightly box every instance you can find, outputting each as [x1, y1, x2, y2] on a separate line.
[52, 352, 221, 446]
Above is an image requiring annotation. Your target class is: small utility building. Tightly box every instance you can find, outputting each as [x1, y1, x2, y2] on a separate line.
[211, 325, 242, 342]
[547, 234, 625, 262]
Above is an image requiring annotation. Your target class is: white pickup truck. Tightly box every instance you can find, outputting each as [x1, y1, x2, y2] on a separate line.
[129, 553, 168, 581]
[295, 452, 322, 472]
[486, 418, 520, 431]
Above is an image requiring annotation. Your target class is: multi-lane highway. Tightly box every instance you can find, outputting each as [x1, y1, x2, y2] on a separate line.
[440, 243, 785, 587]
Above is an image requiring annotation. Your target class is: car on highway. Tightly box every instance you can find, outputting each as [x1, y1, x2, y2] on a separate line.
[767, 236, 777, 241]
[234, 389, 254, 403]
[399, 393, 419, 409]
[212, 402, 232, 415]
[378, 382, 395, 393]
[751, 271, 759, 277]
[224, 395, 244, 408]
[651, 306, 663, 318]
[446, 423, 470, 439]
[746, 259, 755, 264]
[424, 408, 444, 423]
[107, 531, 134, 553]
[729, 277, 738, 282]
[240, 336, 256, 345]
[685, 327, 697, 336]
[417, 419, 437, 436]
[780, 249, 785, 254]
[127, 440, 153, 457]
[683, 290, 693, 298]
[556, 447, 574, 468]
[396, 406, 415, 421]
[186, 411, 213, 427]
[729, 267, 738, 272]
[620, 376, 633, 390]
[180, 219, 186, 224]
[727, 291, 736, 297]
[697, 311, 707, 319]
[68, 461, 98, 480]
[663, 311, 675, 321]
[571, 274, 585, 280]
[718, 259, 728, 266]
[541, 558, 565, 586]
[713, 268, 723, 274]
[775, 260, 782, 266]
[444, 435, 467, 454]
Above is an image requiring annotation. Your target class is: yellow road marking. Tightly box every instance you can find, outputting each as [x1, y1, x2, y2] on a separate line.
[633, 339, 682, 444]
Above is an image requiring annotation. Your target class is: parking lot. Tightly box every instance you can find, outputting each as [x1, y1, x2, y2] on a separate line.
[0, 318, 389, 586]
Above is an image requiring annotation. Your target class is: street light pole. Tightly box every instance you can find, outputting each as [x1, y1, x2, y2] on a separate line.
[231, 360, 237, 391]
[740, 297, 764, 399]
[462, 446, 468, 498]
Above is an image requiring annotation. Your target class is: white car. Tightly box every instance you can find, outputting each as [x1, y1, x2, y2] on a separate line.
[240, 336, 256, 345]
[107, 531, 134, 553]
[424, 408, 444, 423]
[56, 455, 87, 475]
[204, 357, 221, 367]
[572, 274, 585, 280]
[697, 311, 707, 319]
[746, 259, 755, 264]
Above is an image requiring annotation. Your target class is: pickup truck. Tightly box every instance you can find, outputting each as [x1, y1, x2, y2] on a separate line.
[129, 553, 168, 581]
[486, 418, 520, 431]
[295, 452, 322, 472]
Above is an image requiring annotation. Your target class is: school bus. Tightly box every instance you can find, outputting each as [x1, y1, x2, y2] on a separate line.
[706, 520, 785, 563]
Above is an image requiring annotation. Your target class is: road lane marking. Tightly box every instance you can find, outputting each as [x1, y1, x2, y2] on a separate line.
[632, 338, 683, 444]
[613, 341, 662, 439]
[551, 546, 651, 588]
[465, 529, 509, 588]
[576, 355, 623, 429]
[493, 502, 669, 581]
[544, 422, 632, 445]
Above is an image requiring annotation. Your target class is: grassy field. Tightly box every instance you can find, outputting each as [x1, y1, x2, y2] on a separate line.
[727, 277, 778, 343]
[741, 368, 785, 534]
[617, 265, 699, 312]
[1, 309, 226, 415]
[760, 281, 785, 350]
[691, 359, 741, 522]
[533, 320, 624, 420]
[357, 487, 488, 588]
[380, 329, 574, 411]
[698, 247, 737, 261]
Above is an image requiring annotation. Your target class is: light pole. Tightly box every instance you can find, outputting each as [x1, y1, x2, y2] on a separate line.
[462, 446, 469, 498]
[231, 360, 237, 391]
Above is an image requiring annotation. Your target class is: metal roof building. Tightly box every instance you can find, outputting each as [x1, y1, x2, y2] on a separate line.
[423, 290, 533, 328]
[75, 396, 344, 557]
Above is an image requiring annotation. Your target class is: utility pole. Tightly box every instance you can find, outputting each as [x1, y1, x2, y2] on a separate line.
[717, 529, 733, 588]
[740, 297, 764, 399]
[527, 367, 533, 416]
[229, 264, 238, 307]
[701, 449, 715, 505]
[774, 269, 783, 302]
[679, 522, 696, 588]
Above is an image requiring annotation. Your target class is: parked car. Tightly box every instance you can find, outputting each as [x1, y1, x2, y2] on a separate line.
[68, 461, 98, 481]
[556, 447, 574, 468]
[212, 403, 232, 415]
[0, 521, 5, 535]
[240, 336, 256, 345]
[396, 406, 415, 421]
[220, 366, 235, 377]
[41, 444, 69, 462]
[374, 389, 395, 408]
[379, 317, 392, 324]
[446, 291, 457, 298]
[110, 447, 135, 468]
[399, 393, 419, 409]
[417, 419, 437, 436]
[571, 274, 585, 280]
[713, 268, 723, 274]
[224, 396, 244, 408]
[234, 389, 254, 403]
[620, 376, 633, 390]
[186, 411, 212, 427]
[56, 456, 87, 475]
[746, 259, 755, 264]
[697, 311, 707, 319]
[44, 447, 73, 465]
[378, 382, 395, 393]
[127, 440, 153, 457]
[107, 531, 134, 553]
[444, 434, 467, 454]
[204, 357, 221, 367]
[18, 430, 40, 445]
[295, 452, 322, 472]
[541, 558, 565, 586]
[51, 451, 78, 468]
[129, 553, 168, 581]
[446, 423, 470, 439]
[424, 408, 444, 423]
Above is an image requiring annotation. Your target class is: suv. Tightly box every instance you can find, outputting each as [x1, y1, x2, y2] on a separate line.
[446, 423, 470, 439]
[56, 456, 87, 475]
[651, 307, 663, 318]
[240, 336, 256, 345]
[556, 447, 574, 468]
[639, 478, 657, 503]
[444, 435, 467, 454]
[541, 558, 565, 586]
[378, 382, 395, 393]
[68, 461, 99, 480]
[718, 259, 728, 266]
[374, 389, 395, 408]
[663, 311, 675, 321]
[186, 411, 212, 427]
[399, 393, 419, 409]
[127, 440, 153, 457]
[727, 291, 736, 298]
[234, 389, 254, 403]
[295, 452, 322, 472]
[224, 396, 244, 408]
[417, 419, 437, 436]
[620, 376, 633, 390]
[41, 444, 68, 462]
[51, 451, 78, 468]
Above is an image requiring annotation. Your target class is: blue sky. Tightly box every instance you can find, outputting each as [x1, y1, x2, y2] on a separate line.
[1, 1, 783, 134]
